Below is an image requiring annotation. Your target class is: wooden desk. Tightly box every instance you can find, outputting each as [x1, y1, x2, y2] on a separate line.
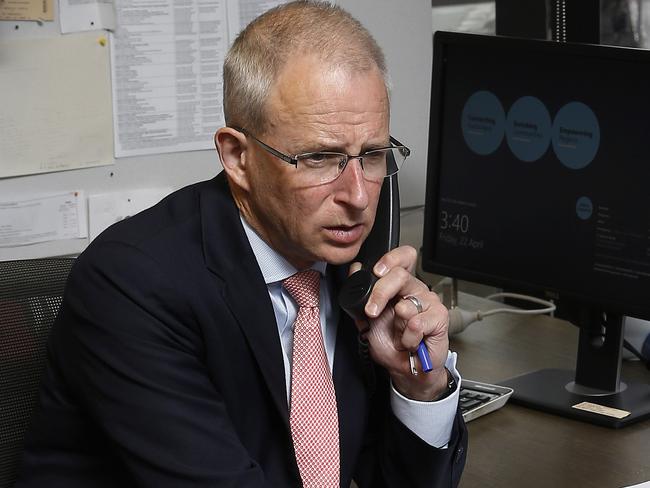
[452, 293, 650, 488]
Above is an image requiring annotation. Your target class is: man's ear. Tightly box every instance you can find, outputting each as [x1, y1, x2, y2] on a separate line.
[215, 127, 251, 192]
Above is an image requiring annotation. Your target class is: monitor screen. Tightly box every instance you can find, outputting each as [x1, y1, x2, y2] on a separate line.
[422, 31, 650, 427]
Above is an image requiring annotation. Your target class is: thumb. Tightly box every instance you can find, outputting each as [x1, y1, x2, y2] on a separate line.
[348, 261, 362, 276]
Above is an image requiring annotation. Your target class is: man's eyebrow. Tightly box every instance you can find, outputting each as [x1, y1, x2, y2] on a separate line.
[293, 140, 345, 154]
[294, 138, 391, 154]
[361, 141, 391, 152]
[356, 137, 392, 153]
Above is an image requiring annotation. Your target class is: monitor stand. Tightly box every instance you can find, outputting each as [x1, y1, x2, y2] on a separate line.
[499, 308, 650, 428]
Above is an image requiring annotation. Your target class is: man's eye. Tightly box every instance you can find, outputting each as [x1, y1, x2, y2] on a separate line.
[363, 151, 387, 166]
[307, 153, 327, 163]
[302, 153, 341, 168]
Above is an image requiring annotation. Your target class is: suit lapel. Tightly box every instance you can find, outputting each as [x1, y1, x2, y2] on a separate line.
[200, 174, 290, 428]
[331, 267, 369, 481]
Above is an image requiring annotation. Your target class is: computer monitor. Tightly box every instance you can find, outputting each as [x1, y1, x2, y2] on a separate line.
[422, 31, 650, 428]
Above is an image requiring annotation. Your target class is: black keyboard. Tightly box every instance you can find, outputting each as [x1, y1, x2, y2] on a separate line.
[460, 379, 514, 422]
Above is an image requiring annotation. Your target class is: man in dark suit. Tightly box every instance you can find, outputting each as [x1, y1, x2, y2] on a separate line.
[17, 2, 467, 486]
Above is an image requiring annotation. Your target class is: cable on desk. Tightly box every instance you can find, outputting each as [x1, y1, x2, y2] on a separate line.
[449, 292, 556, 335]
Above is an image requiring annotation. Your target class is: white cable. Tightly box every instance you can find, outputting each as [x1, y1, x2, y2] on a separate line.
[485, 292, 556, 308]
[448, 292, 557, 335]
[448, 307, 481, 335]
[481, 292, 556, 317]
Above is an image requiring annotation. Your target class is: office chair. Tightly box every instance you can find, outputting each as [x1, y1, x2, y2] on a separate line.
[0, 258, 75, 488]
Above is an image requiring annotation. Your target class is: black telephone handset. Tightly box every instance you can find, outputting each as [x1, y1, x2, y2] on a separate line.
[338, 153, 433, 374]
[338, 172, 400, 322]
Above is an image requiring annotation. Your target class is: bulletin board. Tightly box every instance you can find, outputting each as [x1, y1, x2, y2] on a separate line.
[0, 0, 433, 261]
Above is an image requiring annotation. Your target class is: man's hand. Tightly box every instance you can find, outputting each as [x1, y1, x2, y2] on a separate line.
[349, 245, 450, 401]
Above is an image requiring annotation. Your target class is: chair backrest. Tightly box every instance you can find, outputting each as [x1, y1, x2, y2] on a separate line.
[0, 258, 75, 488]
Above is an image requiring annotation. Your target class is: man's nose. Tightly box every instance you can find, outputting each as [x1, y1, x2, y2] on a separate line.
[333, 157, 370, 210]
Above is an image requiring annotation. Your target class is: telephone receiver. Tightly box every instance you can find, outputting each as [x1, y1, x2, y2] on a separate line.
[338, 173, 400, 321]
[338, 151, 433, 373]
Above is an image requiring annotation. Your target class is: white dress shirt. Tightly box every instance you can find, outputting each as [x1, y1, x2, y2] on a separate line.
[241, 216, 460, 448]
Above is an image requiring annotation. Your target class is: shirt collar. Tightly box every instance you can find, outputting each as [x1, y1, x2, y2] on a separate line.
[240, 215, 327, 284]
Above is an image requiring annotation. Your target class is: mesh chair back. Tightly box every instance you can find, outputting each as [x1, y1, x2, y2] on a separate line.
[0, 258, 75, 488]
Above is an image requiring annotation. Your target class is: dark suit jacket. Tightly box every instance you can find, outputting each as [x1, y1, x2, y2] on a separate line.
[17, 173, 467, 487]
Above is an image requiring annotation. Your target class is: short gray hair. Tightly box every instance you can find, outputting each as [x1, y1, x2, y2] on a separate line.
[223, 0, 388, 135]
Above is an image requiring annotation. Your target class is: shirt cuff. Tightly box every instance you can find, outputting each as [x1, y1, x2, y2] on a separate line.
[390, 351, 461, 448]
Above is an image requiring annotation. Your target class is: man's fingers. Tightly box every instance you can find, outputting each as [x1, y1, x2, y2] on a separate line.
[364, 266, 427, 318]
[394, 292, 447, 344]
[372, 245, 418, 276]
[399, 299, 449, 350]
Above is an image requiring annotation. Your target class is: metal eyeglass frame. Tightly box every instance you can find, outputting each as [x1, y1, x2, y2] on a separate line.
[232, 126, 410, 180]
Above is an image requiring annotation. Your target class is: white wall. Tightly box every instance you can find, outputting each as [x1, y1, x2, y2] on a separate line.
[340, 0, 433, 210]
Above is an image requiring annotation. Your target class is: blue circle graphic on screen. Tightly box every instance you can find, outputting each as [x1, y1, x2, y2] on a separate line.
[505, 96, 552, 162]
[461, 91, 506, 155]
[552, 102, 600, 169]
[576, 196, 593, 220]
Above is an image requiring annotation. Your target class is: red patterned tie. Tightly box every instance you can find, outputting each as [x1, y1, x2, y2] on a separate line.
[284, 270, 340, 488]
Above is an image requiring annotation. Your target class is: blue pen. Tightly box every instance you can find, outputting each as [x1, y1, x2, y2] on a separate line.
[417, 340, 433, 373]
[408, 340, 433, 375]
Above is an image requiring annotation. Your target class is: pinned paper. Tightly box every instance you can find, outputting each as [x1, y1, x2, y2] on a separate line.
[59, 0, 116, 34]
[88, 188, 171, 241]
[0, 32, 114, 178]
[0, 0, 53, 21]
[0, 191, 87, 247]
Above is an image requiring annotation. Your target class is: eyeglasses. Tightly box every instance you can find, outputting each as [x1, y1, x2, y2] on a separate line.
[233, 127, 410, 185]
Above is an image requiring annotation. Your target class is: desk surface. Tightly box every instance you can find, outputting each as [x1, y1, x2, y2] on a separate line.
[453, 293, 650, 488]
